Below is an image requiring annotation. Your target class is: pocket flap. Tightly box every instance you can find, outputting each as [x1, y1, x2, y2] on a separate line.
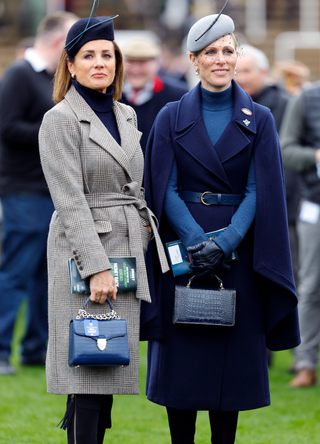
[72, 318, 127, 340]
[94, 219, 112, 233]
[91, 209, 112, 233]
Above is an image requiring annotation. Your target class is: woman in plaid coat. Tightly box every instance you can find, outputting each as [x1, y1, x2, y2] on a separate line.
[39, 15, 168, 444]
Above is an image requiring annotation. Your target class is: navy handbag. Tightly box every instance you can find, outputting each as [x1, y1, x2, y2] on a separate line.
[68, 296, 130, 367]
[173, 275, 236, 327]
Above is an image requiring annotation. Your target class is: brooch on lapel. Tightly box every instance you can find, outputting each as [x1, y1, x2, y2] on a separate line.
[241, 108, 252, 116]
[243, 119, 251, 127]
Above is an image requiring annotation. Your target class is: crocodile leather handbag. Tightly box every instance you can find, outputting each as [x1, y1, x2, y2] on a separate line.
[68, 296, 130, 367]
[173, 275, 236, 327]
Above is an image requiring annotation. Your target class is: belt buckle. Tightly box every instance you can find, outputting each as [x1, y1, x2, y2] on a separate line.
[201, 191, 213, 206]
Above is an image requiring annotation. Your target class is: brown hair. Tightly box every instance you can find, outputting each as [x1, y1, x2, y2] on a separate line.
[53, 40, 124, 104]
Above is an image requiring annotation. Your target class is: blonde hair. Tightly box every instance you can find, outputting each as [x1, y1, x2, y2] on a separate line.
[53, 40, 124, 104]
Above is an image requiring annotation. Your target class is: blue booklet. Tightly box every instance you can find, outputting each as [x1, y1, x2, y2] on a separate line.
[165, 228, 238, 277]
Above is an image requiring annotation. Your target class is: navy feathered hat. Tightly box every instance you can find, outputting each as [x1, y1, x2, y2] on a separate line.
[65, 15, 118, 57]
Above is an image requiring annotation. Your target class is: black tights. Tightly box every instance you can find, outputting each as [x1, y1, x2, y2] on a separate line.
[66, 394, 113, 444]
[166, 407, 239, 444]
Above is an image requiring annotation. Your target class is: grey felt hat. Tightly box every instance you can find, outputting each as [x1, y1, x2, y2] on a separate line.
[122, 38, 161, 59]
[187, 14, 235, 53]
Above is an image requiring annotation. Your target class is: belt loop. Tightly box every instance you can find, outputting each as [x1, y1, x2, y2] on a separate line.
[217, 193, 222, 204]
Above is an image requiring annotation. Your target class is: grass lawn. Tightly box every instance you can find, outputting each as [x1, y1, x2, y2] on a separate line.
[0, 304, 319, 443]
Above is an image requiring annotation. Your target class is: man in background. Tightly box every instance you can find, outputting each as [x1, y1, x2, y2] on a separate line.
[15, 36, 35, 60]
[280, 81, 320, 388]
[0, 11, 77, 375]
[236, 44, 289, 131]
[120, 38, 189, 153]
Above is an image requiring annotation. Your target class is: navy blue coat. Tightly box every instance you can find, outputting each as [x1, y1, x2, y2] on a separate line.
[142, 80, 300, 412]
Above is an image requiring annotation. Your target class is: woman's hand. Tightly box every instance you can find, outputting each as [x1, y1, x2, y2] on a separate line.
[89, 270, 117, 304]
[187, 240, 230, 279]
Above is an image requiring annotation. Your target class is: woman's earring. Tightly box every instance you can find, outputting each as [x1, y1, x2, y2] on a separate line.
[196, 69, 200, 76]
[234, 68, 237, 76]
[71, 73, 75, 79]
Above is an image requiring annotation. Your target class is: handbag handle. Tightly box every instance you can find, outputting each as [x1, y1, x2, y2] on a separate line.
[76, 296, 120, 320]
[186, 274, 225, 289]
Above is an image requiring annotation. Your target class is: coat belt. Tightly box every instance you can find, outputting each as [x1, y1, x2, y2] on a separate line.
[181, 190, 244, 206]
[84, 182, 169, 303]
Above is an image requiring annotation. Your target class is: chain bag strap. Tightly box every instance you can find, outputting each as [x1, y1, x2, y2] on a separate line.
[173, 274, 236, 327]
[69, 296, 130, 367]
[76, 296, 120, 320]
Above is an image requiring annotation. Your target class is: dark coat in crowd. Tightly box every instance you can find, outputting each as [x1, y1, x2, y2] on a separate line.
[0, 59, 53, 196]
[251, 83, 288, 132]
[121, 76, 188, 153]
[141, 80, 300, 411]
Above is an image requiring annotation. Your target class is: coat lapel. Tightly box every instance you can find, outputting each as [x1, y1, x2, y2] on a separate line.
[214, 81, 256, 164]
[175, 84, 230, 187]
[174, 81, 257, 188]
[112, 101, 142, 163]
[65, 86, 141, 180]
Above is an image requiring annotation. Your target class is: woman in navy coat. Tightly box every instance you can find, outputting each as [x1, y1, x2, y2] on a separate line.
[142, 7, 300, 444]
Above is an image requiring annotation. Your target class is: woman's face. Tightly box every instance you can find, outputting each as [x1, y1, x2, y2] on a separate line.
[190, 34, 238, 93]
[67, 39, 116, 93]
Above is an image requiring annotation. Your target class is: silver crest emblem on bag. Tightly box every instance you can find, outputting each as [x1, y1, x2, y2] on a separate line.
[97, 338, 107, 351]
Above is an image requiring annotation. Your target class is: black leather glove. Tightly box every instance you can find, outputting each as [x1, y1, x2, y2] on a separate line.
[187, 239, 230, 279]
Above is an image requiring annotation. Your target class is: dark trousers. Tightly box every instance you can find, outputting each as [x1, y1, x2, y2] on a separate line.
[0, 194, 54, 361]
[67, 394, 113, 444]
[166, 407, 239, 444]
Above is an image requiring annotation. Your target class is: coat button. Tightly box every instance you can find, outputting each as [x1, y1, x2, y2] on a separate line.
[77, 261, 81, 266]
[79, 266, 84, 271]
[73, 250, 77, 255]
[75, 256, 79, 260]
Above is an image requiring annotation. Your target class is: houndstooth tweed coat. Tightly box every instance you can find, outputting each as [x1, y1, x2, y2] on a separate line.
[39, 85, 168, 395]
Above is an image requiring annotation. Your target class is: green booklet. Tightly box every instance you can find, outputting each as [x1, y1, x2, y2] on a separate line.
[68, 257, 137, 294]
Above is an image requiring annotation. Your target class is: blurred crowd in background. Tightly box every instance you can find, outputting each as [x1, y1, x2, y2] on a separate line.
[0, 0, 320, 388]
[0, 0, 317, 81]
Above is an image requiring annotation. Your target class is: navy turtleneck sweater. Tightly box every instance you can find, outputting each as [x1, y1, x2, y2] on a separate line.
[72, 79, 120, 145]
[163, 83, 256, 256]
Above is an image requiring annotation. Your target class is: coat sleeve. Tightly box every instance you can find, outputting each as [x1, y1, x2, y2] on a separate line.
[39, 106, 111, 280]
[253, 111, 300, 350]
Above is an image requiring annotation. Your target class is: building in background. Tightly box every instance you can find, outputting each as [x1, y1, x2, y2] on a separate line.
[0, 1, 319, 81]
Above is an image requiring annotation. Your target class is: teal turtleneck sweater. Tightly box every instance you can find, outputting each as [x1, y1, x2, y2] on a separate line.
[163, 84, 256, 256]
[201, 83, 233, 145]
